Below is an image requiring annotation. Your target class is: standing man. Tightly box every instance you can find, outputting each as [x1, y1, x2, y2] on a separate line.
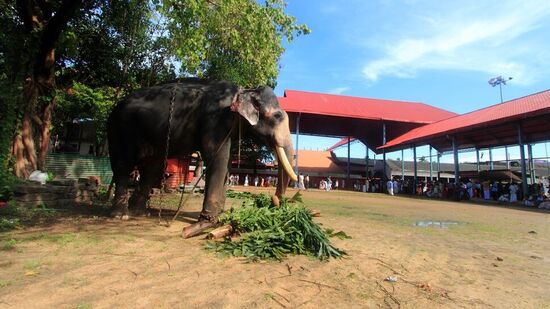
[305, 174, 310, 190]
[387, 178, 394, 196]
[298, 173, 305, 189]
[393, 178, 399, 195]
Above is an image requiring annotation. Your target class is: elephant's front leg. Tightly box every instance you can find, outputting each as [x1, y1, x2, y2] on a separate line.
[200, 140, 231, 222]
[182, 137, 231, 238]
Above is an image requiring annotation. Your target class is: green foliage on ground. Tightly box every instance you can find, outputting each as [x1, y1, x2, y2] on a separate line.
[0, 202, 58, 232]
[208, 192, 347, 261]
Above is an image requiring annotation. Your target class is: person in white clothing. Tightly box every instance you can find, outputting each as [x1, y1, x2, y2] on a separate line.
[387, 179, 394, 196]
[298, 174, 305, 189]
[509, 183, 518, 203]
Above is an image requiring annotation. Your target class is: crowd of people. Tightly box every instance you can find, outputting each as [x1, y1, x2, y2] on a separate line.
[227, 174, 278, 187]
[383, 177, 550, 209]
[226, 172, 550, 209]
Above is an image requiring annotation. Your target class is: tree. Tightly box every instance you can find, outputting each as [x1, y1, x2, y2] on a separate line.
[161, 0, 310, 87]
[5, 0, 83, 177]
[1, 0, 309, 179]
[231, 135, 274, 175]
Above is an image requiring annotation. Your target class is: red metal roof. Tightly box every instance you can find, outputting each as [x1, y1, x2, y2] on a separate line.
[279, 90, 457, 124]
[327, 137, 355, 151]
[380, 89, 550, 152]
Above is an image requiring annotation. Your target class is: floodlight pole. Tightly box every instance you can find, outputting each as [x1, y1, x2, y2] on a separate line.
[489, 76, 513, 170]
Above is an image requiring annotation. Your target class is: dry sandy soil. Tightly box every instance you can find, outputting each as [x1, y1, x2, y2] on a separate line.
[1, 187, 549, 308]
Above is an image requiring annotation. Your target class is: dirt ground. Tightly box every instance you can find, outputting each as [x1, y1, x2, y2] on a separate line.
[1, 187, 549, 308]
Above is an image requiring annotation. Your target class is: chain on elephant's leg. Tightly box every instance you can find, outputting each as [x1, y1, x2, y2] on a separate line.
[111, 177, 130, 220]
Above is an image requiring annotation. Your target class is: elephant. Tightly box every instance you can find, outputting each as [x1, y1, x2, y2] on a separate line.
[107, 78, 297, 235]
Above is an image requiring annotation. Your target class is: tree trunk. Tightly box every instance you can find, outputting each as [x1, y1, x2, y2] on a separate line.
[12, 0, 82, 178]
[37, 97, 54, 170]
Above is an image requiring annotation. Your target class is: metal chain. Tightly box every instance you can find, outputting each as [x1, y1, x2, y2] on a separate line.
[157, 79, 180, 224]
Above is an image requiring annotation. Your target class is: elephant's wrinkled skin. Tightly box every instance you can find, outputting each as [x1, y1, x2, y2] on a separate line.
[107, 78, 296, 222]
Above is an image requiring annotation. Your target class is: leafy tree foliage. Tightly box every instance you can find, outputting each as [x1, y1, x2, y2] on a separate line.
[161, 0, 310, 87]
[0, 0, 309, 178]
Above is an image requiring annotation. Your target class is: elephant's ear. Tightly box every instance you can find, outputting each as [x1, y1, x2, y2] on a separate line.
[231, 90, 260, 126]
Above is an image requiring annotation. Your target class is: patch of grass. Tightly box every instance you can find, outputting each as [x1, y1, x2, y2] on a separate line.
[0, 201, 58, 231]
[0, 218, 20, 232]
[24, 260, 41, 271]
[2, 238, 18, 250]
[24, 232, 104, 247]
[76, 304, 93, 309]
[0, 279, 12, 288]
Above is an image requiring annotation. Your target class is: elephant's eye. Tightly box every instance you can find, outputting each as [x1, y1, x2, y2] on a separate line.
[273, 111, 283, 121]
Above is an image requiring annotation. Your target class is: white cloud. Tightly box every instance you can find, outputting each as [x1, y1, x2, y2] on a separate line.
[328, 87, 350, 95]
[362, 0, 550, 85]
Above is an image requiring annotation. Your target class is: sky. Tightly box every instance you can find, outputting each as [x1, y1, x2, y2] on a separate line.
[273, 0, 550, 164]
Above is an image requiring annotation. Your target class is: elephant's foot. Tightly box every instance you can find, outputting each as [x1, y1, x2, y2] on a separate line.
[130, 206, 150, 217]
[111, 207, 130, 220]
[182, 215, 219, 239]
[128, 193, 150, 217]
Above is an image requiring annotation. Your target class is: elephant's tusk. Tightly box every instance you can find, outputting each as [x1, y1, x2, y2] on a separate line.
[276, 146, 298, 182]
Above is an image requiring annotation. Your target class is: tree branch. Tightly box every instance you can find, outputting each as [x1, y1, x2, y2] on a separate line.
[16, 0, 41, 32]
[34, 0, 83, 86]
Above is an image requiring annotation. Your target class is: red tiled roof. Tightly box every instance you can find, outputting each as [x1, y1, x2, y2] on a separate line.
[279, 90, 457, 124]
[380, 89, 550, 151]
[296, 150, 343, 174]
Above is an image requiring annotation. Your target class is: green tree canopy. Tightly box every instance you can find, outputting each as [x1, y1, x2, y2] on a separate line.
[0, 0, 309, 178]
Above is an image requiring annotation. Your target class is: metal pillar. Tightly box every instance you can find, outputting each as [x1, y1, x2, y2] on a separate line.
[382, 123, 387, 182]
[365, 144, 369, 178]
[489, 148, 494, 170]
[452, 136, 459, 184]
[528, 144, 535, 184]
[429, 146, 433, 181]
[518, 124, 528, 196]
[413, 146, 417, 194]
[505, 145, 509, 169]
[437, 152, 441, 180]
[476, 148, 480, 173]
[347, 137, 351, 184]
[401, 149, 405, 181]
[294, 113, 301, 179]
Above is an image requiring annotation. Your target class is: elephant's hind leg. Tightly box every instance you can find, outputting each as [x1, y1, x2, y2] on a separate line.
[129, 158, 163, 216]
[111, 171, 131, 220]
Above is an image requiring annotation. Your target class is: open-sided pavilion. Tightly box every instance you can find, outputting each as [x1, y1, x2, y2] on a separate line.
[379, 89, 550, 194]
[278, 89, 457, 179]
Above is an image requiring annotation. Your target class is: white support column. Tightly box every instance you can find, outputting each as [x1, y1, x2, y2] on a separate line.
[294, 113, 301, 185]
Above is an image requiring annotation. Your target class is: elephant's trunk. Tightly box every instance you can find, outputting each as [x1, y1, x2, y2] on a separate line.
[275, 144, 296, 198]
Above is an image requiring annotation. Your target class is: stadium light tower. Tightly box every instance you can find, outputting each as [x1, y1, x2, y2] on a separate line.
[488, 76, 513, 169]
[488, 76, 513, 103]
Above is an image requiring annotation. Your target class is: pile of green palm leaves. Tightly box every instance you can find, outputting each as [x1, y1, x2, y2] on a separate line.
[206, 192, 348, 261]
